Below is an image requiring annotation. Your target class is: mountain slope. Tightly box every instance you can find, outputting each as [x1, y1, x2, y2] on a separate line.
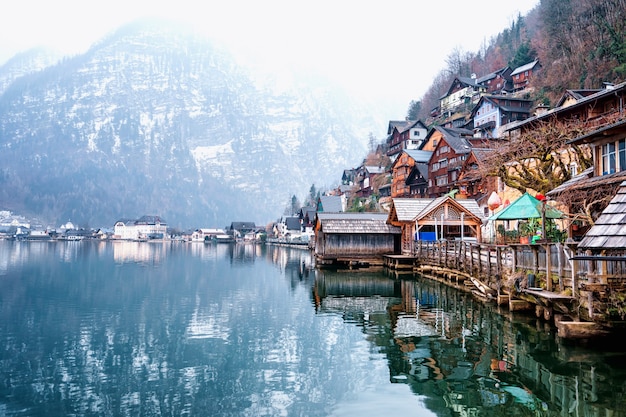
[0, 20, 371, 227]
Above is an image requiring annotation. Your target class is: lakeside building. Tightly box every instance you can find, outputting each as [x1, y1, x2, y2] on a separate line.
[113, 215, 167, 240]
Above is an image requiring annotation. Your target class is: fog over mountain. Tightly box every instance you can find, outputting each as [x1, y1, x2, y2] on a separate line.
[0, 20, 379, 228]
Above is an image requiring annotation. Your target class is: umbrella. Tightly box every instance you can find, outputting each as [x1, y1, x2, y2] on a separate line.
[488, 193, 564, 221]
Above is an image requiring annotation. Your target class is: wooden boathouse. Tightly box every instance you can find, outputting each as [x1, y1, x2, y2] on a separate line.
[314, 212, 401, 267]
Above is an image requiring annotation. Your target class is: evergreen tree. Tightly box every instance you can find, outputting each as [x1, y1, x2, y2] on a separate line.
[407, 100, 422, 120]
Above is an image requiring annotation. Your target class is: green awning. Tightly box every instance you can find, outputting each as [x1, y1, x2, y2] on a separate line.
[488, 193, 564, 221]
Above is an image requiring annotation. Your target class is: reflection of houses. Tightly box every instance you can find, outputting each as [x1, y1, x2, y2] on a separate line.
[114, 215, 167, 240]
[314, 212, 401, 266]
[387, 196, 485, 254]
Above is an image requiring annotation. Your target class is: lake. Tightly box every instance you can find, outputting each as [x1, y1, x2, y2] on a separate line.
[1, 240, 625, 416]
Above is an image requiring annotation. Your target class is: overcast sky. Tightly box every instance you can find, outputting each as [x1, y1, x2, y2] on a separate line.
[1, 0, 539, 119]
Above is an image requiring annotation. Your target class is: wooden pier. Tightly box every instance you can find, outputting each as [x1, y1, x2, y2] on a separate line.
[383, 240, 626, 339]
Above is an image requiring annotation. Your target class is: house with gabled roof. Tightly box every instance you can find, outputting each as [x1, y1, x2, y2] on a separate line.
[555, 89, 603, 108]
[470, 95, 533, 138]
[386, 119, 428, 158]
[298, 206, 317, 234]
[387, 196, 485, 253]
[355, 165, 387, 197]
[510, 60, 540, 91]
[456, 148, 501, 217]
[440, 75, 488, 116]
[229, 222, 257, 239]
[424, 126, 483, 197]
[476, 66, 513, 94]
[314, 212, 401, 266]
[390, 149, 432, 198]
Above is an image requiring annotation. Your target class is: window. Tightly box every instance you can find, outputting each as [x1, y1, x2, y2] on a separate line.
[602, 142, 616, 174]
[436, 176, 448, 186]
[440, 159, 448, 168]
[619, 139, 626, 172]
[569, 162, 578, 177]
[450, 170, 457, 181]
[432, 162, 440, 171]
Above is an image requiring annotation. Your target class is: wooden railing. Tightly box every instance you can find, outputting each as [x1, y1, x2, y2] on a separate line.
[412, 240, 626, 294]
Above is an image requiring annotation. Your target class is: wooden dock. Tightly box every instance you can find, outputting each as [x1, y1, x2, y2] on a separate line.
[382, 241, 626, 339]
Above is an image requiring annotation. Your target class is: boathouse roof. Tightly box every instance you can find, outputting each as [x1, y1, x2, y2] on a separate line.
[389, 197, 485, 223]
[316, 212, 401, 234]
[578, 181, 626, 250]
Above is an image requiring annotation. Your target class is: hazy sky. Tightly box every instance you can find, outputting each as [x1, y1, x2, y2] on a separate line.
[1, 0, 539, 119]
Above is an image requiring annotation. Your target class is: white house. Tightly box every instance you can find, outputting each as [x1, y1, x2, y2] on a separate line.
[114, 215, 167, 240]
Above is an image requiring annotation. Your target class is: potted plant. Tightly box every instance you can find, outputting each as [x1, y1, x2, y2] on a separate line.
[518, 221, 533, 244]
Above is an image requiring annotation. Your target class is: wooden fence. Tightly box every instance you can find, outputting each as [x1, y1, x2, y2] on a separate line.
[412, 240, 626, 294]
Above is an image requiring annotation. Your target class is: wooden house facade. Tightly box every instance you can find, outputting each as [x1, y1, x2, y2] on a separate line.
[476, 66, 512, 94]
[314, 212, 401, 266]
[470, 95, 533, 138]
[387, 197, 485, 254]
[510, 60, 539, 91]
[390, 149, 432, 198]
[386, 120, 428, 158]
[425, 126, 476, 197]
[439, 76, 487, 116]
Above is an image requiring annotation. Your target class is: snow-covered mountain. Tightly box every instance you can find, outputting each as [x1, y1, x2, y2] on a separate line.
[0, 20, 377, 228]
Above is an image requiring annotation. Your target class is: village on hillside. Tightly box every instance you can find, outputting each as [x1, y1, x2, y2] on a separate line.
[3, 61, 626, 257]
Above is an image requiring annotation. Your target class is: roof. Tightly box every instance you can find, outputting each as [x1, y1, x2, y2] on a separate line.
[433, 126, 475, 154]
[404, 149, 433, 163]
[390, 198, 434, 222]
[555, 89, 602, 107]
[510, 60, 539, 76]
[578, 181, 626, 250]
[488, 193, 564, 221]
[230, 222, 256, 229]
[364, 165, 386, 175]
[388, 120, 410, 135]
[546, 167, 594, 196]
[136, 215, 166, 225]
[284, 216, 301, 231]
[567, 118, 626, 146]
[318, 195, 344, 212]
[316, 212, 401, 234]
[504, 81, 626, 133]
[390, 197, 485, 223]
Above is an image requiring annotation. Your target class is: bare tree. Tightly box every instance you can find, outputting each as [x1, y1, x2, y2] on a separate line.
[480, 117, 593, 195]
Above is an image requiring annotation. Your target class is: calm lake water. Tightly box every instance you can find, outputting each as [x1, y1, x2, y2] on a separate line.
[1, 240, 626, 417]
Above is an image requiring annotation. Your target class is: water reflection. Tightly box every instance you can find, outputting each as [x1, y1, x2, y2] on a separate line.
[314, 268, 626, 416]
[0, 241, 625, 417]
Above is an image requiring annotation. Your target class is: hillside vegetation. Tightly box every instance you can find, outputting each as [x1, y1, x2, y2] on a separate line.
[415, 0, 626, 121]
